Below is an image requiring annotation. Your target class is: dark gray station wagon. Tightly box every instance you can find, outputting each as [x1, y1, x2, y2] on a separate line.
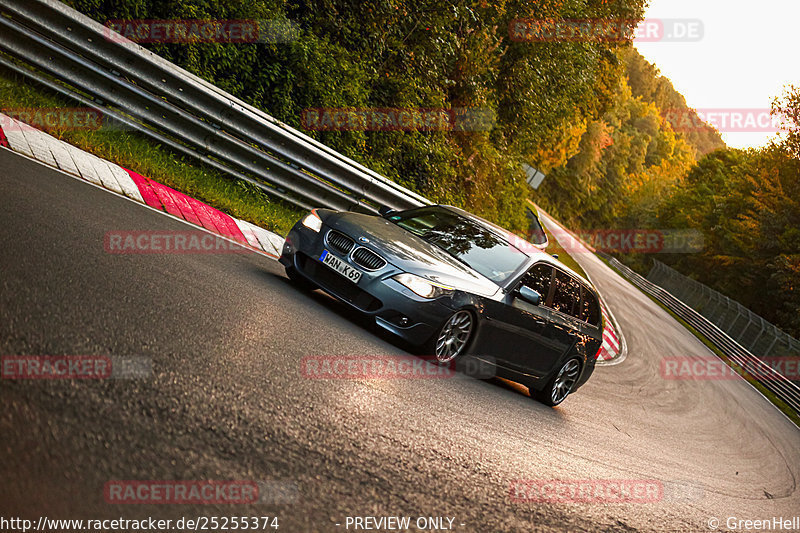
[280, 205, 604, 406]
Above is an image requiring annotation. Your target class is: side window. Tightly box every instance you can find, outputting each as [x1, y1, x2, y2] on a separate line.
[579, 286, 602, 327]
[552, 270, 582, 318]
[521, 263, 553, 301]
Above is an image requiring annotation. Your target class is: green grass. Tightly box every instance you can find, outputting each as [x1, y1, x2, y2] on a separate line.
[0, 68, 303, 236]
[597, 255, 800, 428]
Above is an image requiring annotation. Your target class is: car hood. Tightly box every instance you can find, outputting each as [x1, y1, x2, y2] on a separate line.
[324, 211, 501, 297]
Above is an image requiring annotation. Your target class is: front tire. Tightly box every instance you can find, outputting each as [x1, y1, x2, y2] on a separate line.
[533, 358, 581, 406]
[422, 310, 475, 363]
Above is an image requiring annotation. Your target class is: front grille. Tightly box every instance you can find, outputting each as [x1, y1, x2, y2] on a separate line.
[326, 230, 354, 255]
[296, 254, 382, 312]
[352, 247, 387, 271]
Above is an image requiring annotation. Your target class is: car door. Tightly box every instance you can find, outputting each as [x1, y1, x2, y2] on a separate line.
[479, 262, 563, 376]
[538, 269, 590, 373]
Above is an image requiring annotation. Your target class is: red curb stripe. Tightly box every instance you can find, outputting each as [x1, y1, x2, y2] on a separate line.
[0, 123, 8, 148]
[127, 175, 246, 245]
[148, 180, 184, 219]
[164, 188, 203, 227]
[184, 196, 223, 234]
[191, 200, 248, 244]
[213, 212, 248, 245]
[123, 168, 163, 210]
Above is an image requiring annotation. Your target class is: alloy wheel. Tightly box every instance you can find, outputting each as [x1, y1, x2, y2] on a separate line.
[551, 359, 580, 404]
[435, 310, 473, 363]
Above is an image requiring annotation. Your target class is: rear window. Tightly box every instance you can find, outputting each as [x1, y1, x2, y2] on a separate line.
[579, 286, 602, 327]
[525, 208, 547, 245]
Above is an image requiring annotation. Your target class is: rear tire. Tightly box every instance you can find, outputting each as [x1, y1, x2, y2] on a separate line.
[533, 358, 581, 406]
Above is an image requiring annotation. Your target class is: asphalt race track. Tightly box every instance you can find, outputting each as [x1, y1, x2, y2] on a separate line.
[1, 147, 798, 532]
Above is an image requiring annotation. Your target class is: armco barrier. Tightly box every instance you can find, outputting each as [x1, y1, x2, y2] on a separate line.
[599, 252, 800, 417]
[0, 0, 430, 213]
[648, 260, 800, 358]
[7, 0, 795, 419]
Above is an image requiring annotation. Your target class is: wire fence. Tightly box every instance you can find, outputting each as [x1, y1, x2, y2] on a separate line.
[599, 253, 800, 416]
[647, 260, 800, 359]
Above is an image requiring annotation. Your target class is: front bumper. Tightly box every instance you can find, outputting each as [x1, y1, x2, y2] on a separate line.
[280, 222, 457, 346]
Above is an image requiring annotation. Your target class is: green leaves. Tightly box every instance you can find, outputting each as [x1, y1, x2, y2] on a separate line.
[64, 0, 654, 233]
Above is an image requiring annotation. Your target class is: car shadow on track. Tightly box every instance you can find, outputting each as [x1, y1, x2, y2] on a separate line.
[258, 268, 571, 415]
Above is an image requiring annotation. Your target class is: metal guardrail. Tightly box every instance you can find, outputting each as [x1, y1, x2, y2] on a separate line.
[4, 0, 796, 418]
[0, 0, 431, 213]
[647, 260, 800, 358]
[599, 252, 800, 417]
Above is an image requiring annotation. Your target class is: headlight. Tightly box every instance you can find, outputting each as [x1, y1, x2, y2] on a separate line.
[301, 210, 322, 232]
[393, 273, 454, 299]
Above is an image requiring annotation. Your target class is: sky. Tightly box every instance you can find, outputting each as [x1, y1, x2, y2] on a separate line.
[634, 0, 799, 149]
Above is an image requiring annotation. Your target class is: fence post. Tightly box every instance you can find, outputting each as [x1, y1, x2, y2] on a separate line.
[748, 316, 766, 353]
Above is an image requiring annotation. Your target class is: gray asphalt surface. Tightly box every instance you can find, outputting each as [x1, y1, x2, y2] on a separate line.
[1, 147, 798, 532]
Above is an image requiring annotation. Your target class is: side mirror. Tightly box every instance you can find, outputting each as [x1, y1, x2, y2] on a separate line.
[378, 205, 396, 218]
[517, 286, 542, 306]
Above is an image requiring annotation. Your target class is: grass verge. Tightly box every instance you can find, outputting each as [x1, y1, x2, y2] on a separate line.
[597, 255, 800, 428]
[0, 68, 303, 236]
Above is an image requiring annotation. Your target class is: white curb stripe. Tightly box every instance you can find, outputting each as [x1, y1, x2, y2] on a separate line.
[20, 126, 58, 168]
[264, 232, 285, 255]
[106, 162, 145, 203]
[89, 155, 125, 195]
[233, 219, 267, 252]
[234, 218, 283, 255]
[253, 227, 283, 255]
[66, 144, 103, 185]
[46, 138, 81, 177]
[3, 118, 35, 158]
[604, 335, 620, 349]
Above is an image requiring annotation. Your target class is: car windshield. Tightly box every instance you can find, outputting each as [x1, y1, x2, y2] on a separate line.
[388, 206, 529, 284]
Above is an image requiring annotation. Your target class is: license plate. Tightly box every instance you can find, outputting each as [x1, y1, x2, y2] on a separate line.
[320, 250, 362, 283]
